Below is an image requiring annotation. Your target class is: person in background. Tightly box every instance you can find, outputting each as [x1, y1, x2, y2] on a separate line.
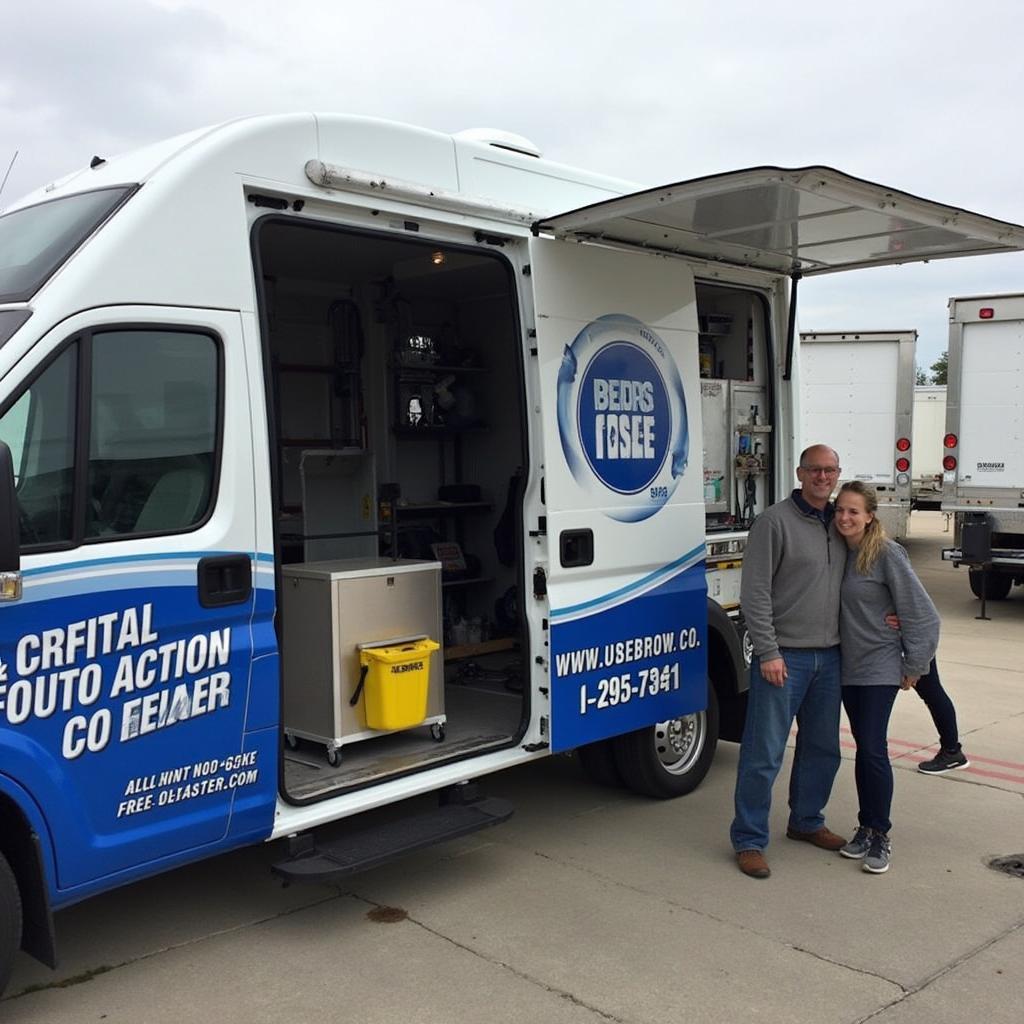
[914, 659, 970, 773]
[834, 481, 940, 874]
[730, 444, 848, 880]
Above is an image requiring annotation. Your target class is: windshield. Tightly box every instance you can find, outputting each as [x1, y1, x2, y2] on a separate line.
[0, 186, 135, 303]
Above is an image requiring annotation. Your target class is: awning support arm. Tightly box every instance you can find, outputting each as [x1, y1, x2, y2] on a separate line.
[783, 271, 801, 382]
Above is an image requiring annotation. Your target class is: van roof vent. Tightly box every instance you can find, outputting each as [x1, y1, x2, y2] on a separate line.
[454, 128, 542, 158]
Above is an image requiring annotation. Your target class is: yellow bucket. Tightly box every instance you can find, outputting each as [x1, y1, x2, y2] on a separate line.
[359, 639, 440, 731]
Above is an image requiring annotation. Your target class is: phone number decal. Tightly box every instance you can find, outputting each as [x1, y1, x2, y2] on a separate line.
[579, 663, 680, 715]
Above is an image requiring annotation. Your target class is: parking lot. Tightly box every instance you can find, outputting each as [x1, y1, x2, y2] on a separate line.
[3, 511, 1022, 1024]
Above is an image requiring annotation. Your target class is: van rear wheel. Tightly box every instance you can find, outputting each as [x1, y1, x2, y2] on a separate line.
[612, 680, 719, 798]
[0, 851, 22, 997]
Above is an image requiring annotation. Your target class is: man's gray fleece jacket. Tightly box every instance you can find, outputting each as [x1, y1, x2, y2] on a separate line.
[740, 496, 843, 664]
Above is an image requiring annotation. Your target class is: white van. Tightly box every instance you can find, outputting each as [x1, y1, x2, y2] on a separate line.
[1, 113, 1021, 990]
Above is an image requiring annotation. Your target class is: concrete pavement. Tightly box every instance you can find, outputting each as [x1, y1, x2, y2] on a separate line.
[3, 511, 1022, 1023]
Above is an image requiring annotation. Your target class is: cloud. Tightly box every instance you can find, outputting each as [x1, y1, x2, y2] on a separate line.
[2, 0, 1023, 362]
[0, 1, 237, 199]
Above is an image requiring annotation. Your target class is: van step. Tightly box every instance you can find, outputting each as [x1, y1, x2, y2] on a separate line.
[271, 793, 514, 884]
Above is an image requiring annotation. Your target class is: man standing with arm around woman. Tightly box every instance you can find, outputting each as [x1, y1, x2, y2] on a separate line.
[834, 480, 940, 874]
[730, 444, 848, 879]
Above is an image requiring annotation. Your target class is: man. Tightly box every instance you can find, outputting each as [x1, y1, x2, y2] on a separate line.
[730, 444, 848, 878]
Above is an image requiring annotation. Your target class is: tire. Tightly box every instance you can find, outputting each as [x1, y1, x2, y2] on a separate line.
[611, 680, 719, 798]
[576, 739, 623, 788]
[0, 851, 22, 998]
[968, 569, 1012, 601]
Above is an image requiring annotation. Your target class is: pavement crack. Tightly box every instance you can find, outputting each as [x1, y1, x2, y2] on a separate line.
[350, 893, 629, 1023]
[786, 943, 907, 993]
[498, 846, 909, 995]
[846, 918, 1024, 1024]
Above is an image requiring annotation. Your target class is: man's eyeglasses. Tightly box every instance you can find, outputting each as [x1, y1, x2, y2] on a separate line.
[800, 465, 839, 476]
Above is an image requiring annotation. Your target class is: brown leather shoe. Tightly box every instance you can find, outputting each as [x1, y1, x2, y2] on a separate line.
[736, 850, 771, 878]
[785, 826, 847, 851]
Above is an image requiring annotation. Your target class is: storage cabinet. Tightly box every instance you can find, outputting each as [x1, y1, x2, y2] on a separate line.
[281, 558, 445, 763]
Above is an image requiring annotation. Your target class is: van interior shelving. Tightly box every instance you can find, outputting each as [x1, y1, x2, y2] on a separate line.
[256, 220, 528, 799]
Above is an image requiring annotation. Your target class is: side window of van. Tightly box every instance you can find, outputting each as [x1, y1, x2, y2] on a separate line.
[0, 346, 77, 545]
[86, 330, 217, 538]
[0, 328, 218, 549]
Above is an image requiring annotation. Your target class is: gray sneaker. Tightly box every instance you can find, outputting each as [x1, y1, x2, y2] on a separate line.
[863, 831, 891, 874]
[839, 826, 872, 859]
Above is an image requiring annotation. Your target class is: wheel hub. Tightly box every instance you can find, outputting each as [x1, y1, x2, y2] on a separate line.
[655, 711, 706, 774]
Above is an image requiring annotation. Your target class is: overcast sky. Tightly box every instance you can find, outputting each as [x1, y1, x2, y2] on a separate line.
[3, 0, 1022, 373]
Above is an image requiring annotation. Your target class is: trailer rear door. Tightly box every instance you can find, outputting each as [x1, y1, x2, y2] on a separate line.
[957, 318, 1024, 490]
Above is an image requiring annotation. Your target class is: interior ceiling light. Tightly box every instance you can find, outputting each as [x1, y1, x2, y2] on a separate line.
[431, 250, 446, 266]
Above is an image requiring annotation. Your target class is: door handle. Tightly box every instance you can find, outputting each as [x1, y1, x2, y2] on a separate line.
[197, 554, 252, 608]
[559, 529, 594, 568]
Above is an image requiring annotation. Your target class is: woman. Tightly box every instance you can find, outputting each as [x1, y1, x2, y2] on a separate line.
[834, 481, 940, 874]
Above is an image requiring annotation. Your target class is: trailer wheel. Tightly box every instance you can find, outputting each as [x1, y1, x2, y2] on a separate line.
[0, 851, 22, 997]
[576, 739, 623, 788]
[612, 680, 719, 799]
[968, 569, 1012, 601]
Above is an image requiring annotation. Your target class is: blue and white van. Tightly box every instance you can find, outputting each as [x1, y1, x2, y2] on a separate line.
[1, 113, 1020, 990]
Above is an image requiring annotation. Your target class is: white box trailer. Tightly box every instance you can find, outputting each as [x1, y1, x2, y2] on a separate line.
[799, 330, 917, 538]
[1, 113, 1023, 990]
[911, 385, 947, 509]
[941, 293, 1024, 600]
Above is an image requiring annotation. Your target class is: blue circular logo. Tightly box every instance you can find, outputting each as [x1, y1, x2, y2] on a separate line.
[556, 314, 689, 523]
[577, 342, 670, 494]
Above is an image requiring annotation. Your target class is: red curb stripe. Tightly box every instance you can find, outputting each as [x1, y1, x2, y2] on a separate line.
[953, 766, 1024, 784]
[839, 727, 1024, 772]
[837, 738, 1024, 784]
[892, 744, 1024, 771]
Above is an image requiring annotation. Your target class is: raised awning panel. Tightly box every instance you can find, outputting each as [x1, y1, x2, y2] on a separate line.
[533, 167, 1024, 276]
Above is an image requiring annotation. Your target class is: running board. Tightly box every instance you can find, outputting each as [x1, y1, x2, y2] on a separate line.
[272, 789, 514, 884]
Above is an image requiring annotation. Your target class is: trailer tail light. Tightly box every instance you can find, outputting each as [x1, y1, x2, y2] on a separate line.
[943, 455, 957, 471]
[896, 437, 910, 452]
[943, 433, 958, 449]
[979, 307, 995, 319]
[895, 457, 910, 472]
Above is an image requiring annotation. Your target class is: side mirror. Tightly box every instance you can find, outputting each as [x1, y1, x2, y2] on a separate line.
[0, 440, 20, 573]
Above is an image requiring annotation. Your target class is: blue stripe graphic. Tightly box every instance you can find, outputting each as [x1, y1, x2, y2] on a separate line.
[551, 542, 706, 621]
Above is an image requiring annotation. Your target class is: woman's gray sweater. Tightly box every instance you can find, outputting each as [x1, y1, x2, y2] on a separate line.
[839, 538, 940, 686]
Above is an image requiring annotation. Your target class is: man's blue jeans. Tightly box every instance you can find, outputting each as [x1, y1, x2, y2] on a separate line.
[730, 647, 842, 852]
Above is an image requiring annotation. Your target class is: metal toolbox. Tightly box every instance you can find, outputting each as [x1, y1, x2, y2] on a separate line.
[281, 557, 445, 764]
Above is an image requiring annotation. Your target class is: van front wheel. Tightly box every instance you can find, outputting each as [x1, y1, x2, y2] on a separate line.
[0, 851, 22, 997]
[612, 681, 719, 798]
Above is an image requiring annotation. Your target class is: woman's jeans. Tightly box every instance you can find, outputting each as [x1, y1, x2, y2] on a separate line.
[915, 658, 961, 751]
[731, 647, 842, 852]
[841, 684, 899, 834]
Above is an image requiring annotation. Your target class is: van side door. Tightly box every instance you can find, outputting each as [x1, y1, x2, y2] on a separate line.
[528, 238, 709, 753]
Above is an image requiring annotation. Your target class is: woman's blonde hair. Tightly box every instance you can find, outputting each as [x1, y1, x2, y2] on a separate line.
[837, 480, 887, 574]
